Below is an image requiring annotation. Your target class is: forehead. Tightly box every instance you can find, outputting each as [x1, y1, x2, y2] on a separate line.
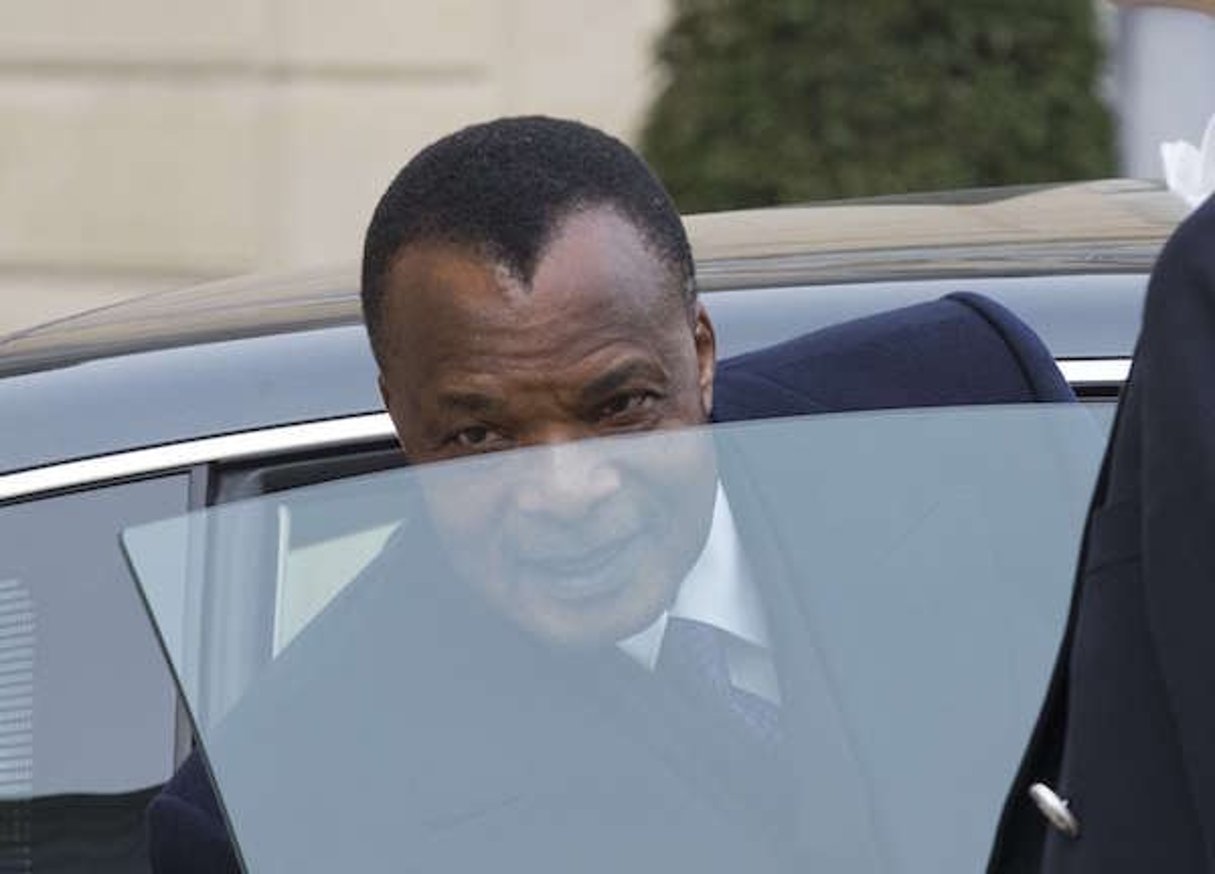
[379, 209, 689, 377]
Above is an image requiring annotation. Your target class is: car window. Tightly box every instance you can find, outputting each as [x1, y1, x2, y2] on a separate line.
[219, 400, 1117, 661]
[125, 405, 1105, 874]
[1084, 398, 1117, 432]
[271, 481, 402, 653]
[210, 448, 408, 659]
[0, 475, 188, 874]
[705, 273, 1147, 361]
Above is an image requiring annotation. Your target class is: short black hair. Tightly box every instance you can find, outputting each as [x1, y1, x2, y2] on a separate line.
[360, 116, 695, 363]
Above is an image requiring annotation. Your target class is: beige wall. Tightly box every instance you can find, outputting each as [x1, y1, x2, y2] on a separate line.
[1109, 1, 1215, 178]
[0, 0, 671, 335]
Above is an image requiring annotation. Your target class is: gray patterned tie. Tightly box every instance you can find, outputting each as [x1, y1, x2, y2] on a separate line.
[656, 616, 783, 749]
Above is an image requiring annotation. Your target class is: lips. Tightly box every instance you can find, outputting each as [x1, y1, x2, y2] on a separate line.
[517, 533, 643, 601]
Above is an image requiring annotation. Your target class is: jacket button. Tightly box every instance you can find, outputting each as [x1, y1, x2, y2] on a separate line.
[1029, 782, 1080, 838]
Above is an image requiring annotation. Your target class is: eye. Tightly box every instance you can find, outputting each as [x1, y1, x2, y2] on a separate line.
[597, 390, 656, 420]
[448, 425, 504, 450]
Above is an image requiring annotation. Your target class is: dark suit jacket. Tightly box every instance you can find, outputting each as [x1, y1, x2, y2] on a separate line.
[988, 196, 1215, 873]
[148, 291, 1073, 873]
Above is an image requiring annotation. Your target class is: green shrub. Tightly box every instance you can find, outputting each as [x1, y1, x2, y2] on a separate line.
[640, 0, 1116, 212]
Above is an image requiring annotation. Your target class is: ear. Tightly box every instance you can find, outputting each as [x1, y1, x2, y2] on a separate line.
[378, 373, 410, 456]
[692, 302, 716, 417]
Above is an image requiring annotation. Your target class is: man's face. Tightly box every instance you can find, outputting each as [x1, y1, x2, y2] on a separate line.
[377, 206, 718, 646]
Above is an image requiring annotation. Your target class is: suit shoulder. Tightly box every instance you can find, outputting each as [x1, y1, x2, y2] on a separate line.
[1141, 195, 1215, 334]
[713, 293, 1070, 423]
[1169, 193, 1215, 257]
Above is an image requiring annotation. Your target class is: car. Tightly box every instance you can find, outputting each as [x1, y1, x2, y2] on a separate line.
[0, 179, 1185, 874]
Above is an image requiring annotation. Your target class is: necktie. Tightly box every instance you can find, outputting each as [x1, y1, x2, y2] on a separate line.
[656, 616, 783, 749]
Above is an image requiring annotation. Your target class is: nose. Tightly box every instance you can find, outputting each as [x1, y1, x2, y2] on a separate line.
[515, 440, 622, 522]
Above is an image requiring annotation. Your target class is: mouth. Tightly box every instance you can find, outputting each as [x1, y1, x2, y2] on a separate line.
[518, 533, 643, 602]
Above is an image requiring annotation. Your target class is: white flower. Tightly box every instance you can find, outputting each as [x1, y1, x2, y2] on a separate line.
[1160, 112, 1215, 213]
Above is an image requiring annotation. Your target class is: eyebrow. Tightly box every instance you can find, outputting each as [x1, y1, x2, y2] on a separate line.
[435, 391, 503, 414]
[578, 360, 664, 404]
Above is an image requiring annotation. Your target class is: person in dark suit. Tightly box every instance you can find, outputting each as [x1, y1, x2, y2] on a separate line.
[147, 116, 1074, 873]
[988, 193, 1215, 873]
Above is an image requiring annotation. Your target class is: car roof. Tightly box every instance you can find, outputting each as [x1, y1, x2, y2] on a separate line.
[0, 179, 1181, 379]
[0, 179, 1181, 481]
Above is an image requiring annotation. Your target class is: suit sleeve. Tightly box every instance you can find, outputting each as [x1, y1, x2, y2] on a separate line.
[944, 292, 1074, 403]
[147, 750, 240, 874]
[1134, 192, 1215, 841]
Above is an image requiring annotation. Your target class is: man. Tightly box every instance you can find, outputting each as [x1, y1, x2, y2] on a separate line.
[989, 194, 1215, 873]
[149, 116, 1073, 873]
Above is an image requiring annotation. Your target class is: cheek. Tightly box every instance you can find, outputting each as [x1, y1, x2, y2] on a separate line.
[420, 473, 507, 571]
[621, 434, 718, 541]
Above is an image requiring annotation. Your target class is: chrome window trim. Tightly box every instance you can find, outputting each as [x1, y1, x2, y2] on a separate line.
[0, 414, 396, 503]
[1056, 359, 1131, 386]
[0, 356, 1132, 504]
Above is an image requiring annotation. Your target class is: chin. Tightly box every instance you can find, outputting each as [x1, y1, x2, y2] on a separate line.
[514, 583, 674, 649]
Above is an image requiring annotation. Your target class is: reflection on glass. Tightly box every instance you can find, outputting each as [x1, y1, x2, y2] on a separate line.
[124, 405, 1103, 874]
[0, 578, 33, 799]
[273, 506, 398, 654]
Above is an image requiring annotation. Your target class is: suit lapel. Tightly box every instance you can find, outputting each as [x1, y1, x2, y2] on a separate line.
[570, 641, 796, 838]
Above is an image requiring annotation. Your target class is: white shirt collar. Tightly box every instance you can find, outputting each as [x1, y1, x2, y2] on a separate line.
[617, 483, 768, 670]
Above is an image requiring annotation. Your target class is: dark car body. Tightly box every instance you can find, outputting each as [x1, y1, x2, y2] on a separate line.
[0, 179, 1184, 873]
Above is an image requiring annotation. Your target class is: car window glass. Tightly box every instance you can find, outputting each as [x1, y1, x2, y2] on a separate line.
[704, 274, 1146, 361]
[125, 405, 1104, 874]
[241, 401, 1116, 660]
[208, 450, 410, 660]
[271, 489, 402, 653]
[0, 475, 188, 872]
[1084, 399, 1117, 432]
